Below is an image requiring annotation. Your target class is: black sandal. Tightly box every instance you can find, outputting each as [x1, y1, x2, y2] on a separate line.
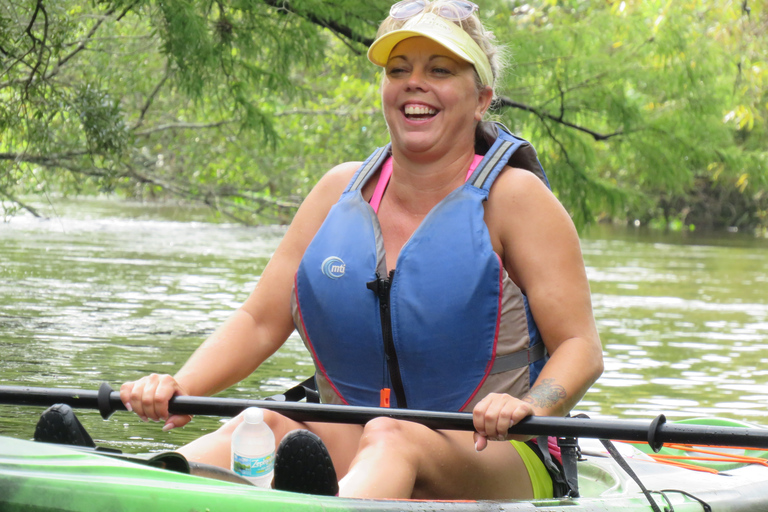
[274, 429, 338, 496]
[34, 403, 96, 448]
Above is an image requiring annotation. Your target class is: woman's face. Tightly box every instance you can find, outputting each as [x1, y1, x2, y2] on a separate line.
[381, 36, 492, 157]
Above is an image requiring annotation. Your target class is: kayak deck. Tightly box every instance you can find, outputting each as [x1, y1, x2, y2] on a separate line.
[2, 435, 768, 512]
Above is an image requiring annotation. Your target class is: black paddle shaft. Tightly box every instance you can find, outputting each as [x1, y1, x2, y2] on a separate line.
[2, 383, 768, 450]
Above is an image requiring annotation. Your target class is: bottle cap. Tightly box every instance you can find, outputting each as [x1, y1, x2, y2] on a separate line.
[243, 407, 264, 424]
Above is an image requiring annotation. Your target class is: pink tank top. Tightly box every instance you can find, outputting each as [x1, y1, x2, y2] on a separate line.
[369, 155, 485, 214]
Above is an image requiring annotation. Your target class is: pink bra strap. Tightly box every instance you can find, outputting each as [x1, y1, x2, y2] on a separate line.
[370, 154, 484, 214]
[369, 158, 393, 214]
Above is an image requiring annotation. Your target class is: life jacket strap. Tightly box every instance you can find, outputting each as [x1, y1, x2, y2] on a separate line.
[468, 138, 516, 191]
[468, 123, 550, 191]
[347, 145, 391, 193]
[348, 123, 549, 197]
[490, 342, 546, 375]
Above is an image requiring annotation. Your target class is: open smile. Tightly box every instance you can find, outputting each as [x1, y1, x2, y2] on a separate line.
[402, 103, 439, 121]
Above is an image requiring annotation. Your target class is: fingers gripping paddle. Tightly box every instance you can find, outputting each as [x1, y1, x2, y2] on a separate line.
[1, 383, 768, 451]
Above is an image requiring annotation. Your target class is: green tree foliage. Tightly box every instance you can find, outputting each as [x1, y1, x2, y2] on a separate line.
[1, 0, 766, 231]
[491, 0, 767, 231]
[0, 0, 387, 223]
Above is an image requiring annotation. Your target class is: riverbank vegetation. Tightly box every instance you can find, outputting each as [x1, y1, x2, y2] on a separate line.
[1, 1, 766, 233]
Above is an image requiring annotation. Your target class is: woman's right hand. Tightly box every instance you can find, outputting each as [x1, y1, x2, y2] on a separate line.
[120, 374, 193, 431]
[472, 392, 535, 451]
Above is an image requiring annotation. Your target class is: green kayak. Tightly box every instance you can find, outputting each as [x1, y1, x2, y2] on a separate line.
[2, 419, 768, 512]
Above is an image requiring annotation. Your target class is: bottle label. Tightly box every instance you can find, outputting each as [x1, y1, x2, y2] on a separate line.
[233, 451, 275, 478]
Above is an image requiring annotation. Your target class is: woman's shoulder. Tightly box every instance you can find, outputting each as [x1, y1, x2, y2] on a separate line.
[307, 161, 363, 203]
[487, 165, 553, 207]
[331, 160, 364, 177]
[291, 161, 364, 223]
[485, 165, 574, 236]
[319, 161, 363, 186]
[281, 161, 365, 250]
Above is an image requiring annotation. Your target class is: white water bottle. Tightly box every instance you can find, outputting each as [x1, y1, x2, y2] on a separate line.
[231, 407, 275, 487]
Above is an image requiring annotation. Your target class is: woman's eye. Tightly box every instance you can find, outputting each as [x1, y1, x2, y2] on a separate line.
[432, 67, 452, 75]
[387, 67, 407, 76]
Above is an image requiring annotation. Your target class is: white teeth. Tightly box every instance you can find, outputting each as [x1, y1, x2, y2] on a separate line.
[404, 105, 437, 115]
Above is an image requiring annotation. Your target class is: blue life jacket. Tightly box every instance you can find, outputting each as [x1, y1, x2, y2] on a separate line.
[291, 125, 550, 412]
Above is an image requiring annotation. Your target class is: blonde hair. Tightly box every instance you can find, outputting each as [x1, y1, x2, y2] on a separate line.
[375, 3, 506, 92]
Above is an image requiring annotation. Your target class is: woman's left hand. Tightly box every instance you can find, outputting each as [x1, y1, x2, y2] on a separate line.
[472, 393, 535, 451]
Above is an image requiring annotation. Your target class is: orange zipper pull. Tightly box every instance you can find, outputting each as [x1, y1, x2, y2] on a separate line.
[380, 388, 391, 408]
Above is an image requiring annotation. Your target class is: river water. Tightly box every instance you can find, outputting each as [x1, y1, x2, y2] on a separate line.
[1, 198, 767, 453]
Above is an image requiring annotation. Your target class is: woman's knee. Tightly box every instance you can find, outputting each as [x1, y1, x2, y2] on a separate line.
[262, 409, 283, 432]
[358, 417, 416, 455]
[263, 409, 307, 440]
[213, 412, 245, 435]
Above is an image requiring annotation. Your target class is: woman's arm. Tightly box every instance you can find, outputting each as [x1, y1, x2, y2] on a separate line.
[120, 162, 360, 429]
[474, 167, 603, 448]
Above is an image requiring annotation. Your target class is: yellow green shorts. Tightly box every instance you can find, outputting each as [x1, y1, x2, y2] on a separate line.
[510, 440, 553, 499]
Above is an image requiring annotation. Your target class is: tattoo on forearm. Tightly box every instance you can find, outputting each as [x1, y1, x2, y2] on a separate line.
[523, 379, 567, 409]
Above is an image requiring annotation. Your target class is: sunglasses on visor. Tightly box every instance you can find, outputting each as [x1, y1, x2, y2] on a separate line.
[390, 0, 480, 21]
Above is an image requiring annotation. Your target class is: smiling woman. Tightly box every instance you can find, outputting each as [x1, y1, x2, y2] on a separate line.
[378, 36, 490, 159]
[114, 0, 603, 502]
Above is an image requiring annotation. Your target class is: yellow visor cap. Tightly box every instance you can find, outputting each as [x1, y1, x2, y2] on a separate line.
[367, 12, 493, 88]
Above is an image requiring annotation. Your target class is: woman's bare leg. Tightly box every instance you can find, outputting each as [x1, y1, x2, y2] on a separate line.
[179, 414, 532, 499]
[338, 417, 533, 500]
[177, 410, 364, 479]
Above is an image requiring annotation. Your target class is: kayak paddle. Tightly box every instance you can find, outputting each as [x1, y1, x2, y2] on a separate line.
[1, 382, 767, 451]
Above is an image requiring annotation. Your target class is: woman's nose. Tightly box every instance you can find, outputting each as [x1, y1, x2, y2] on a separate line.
[405, 69, 428, 91]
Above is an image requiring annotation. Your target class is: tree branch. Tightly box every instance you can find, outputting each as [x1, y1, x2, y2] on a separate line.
[133, 120, 233, 136]
[22, 0, 49, 92]
[45, 2, 136, 81]
[273, 108, 379, 117]
[0, 150, 90, 164]
[133, 64, 171, 130]
[260, 0, 374, 49]
[1, 157, 114, 179]
[494, 96, 624, 141]
[24, 1, 44, 46]
[46, 11, 113, 80]
[0, 184, 45, 218]
[125, 164, 297, 224]
[538, 118, 573, 166]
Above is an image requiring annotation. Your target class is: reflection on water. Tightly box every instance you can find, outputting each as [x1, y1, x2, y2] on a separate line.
[582, 228, 768, 423]
[1, 198, 767, 452]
